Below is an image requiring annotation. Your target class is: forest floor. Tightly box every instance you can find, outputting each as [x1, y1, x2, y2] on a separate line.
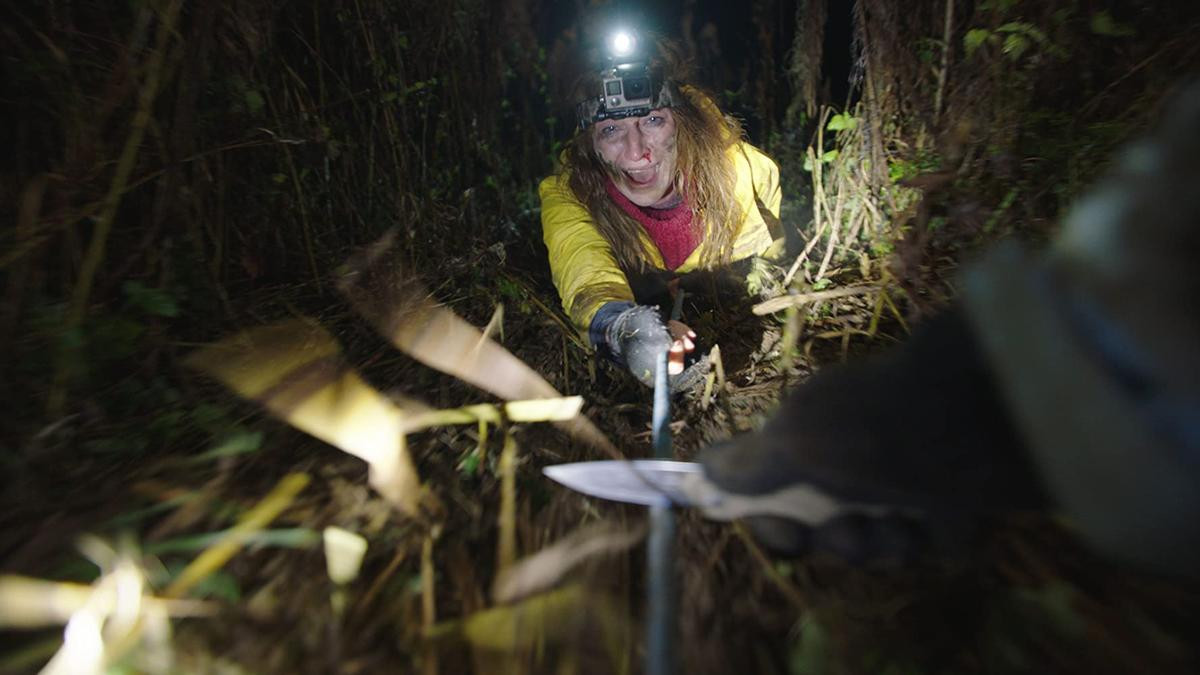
[3, 223, 1198, 675]
[4, 2, 1200, 673]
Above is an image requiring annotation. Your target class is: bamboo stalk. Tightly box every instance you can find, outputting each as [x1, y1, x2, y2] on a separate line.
[164, 472, 310, 599]
[778, 304, 803, 377]
[496, 431, 518, 574]
[422, 527, 439, 675]
[46, 0, 182, 416]
[934, 0, 955, 124]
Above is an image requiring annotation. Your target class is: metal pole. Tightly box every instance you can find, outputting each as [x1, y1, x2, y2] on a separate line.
[646, 349, 675, 675]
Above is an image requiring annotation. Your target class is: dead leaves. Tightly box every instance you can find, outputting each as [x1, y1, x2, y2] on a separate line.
[186, 230, 618, 517]
[179, 232, 635, 668]
[185, 321, 421, 515]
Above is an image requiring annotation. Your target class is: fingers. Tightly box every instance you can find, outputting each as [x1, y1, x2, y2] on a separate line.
[666, 319, 695, 375]
[666, 320, 696, 352]
[668, 340, 685, 375]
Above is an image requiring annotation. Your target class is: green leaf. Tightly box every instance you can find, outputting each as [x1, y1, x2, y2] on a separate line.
[191, 403, 233, 431]
[244, 89, 265, 114]
[121, 281, 179, 318]
[91, 316, 145, 360]
[995, 21, 1029, 34]
[964, 28, 991, 57]
[1090, 10, 1135, 37]
[189, 430, 264, 463]
[821, 149, 839, 163]
[102, 493, 195, 530]
[190, 569, 241, 602]
[147, 528, 320, 556]
[826, 113, 857, 132]
[790, 618, 830, 675]
[1002, 33, 1029, 60]
[458, 450, 480, 476]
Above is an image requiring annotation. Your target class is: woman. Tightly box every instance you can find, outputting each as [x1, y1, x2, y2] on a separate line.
[540, 37, 783, 389]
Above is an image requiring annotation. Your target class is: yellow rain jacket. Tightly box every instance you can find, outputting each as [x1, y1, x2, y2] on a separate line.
[540, 141, 781, 342]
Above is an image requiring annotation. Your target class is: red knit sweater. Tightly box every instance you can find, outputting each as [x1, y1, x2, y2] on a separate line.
[604, 178, 700, 270]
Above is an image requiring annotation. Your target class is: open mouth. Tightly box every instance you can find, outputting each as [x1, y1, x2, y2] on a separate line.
[623, 165, 658, 186]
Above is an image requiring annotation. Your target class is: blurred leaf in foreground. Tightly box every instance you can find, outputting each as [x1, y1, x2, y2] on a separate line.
[185, 321, 421, 514]
[492, 520, 645, 604]
[337, 229, 619, 457]
[428, 583, 629, 662]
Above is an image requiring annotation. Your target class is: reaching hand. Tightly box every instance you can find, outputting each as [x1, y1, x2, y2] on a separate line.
[606, 305, 707, 392]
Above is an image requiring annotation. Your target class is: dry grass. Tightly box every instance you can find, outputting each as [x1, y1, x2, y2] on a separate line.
[3, 1, 1200, 673]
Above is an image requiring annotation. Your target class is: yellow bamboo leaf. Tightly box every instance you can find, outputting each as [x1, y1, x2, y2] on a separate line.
[323, 527, 368, 586]
[402, 396, 584, 432]
[504, 396, 583, 422]
[429, 585, 596, 650]
[185, 320, 421, 514]
[492, 521, 646, 605]
[0, 576, 212, 629]
[338, 232, 619, 457]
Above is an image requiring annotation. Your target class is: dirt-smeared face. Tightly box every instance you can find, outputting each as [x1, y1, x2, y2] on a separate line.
[592, 108, 678, 207]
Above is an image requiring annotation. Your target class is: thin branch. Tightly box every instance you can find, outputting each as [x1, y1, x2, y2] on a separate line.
[752, 284, 881, 316]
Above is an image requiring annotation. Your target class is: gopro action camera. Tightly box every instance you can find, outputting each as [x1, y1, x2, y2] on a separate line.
[577, 30, 673, 130]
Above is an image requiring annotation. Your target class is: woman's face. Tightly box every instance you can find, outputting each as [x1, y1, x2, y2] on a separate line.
[592, 108, 678, 207]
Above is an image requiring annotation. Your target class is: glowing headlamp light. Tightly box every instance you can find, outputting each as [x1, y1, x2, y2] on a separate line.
[576, 29, 674, 130]
[610, 31, 636, 58]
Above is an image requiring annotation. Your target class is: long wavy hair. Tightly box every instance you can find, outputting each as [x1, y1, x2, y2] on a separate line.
[561, 40, 745, 273]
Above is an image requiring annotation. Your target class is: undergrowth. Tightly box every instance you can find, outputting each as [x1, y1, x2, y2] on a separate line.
[2, 0, 1199, 673]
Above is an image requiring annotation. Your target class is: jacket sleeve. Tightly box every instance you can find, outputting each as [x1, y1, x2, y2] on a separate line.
[728, 142, 782, 261]
[742, 142, 782, 220]
[539, 173, 636, 340]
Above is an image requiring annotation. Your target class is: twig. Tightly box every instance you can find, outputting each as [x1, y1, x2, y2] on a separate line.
[503, 272, 590, 353]
[358, 546, 408, 611]
[496, 430, 518, 574]
[46, 0, 182, 416]
[752, 284, 880, 316]
[784, 108, 834, 288]
[934, 0, 954, 123]
[731, 523, 806, 609]
[421, 525, 439, 675]
[814, 206, 840, 282]
[269, 93, 323, 293]
[164, 472, 310, 598]
[1077, 27, 1200, 120]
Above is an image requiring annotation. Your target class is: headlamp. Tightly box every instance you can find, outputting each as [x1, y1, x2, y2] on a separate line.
[610, 30, 636, 58]
[576, 29, 674, 130]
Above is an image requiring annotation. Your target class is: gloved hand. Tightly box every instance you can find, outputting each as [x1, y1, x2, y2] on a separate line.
[605, 305, 708, 392]
[698, 309, 1048, 563]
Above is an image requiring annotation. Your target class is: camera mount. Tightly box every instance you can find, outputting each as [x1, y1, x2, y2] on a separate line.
[576, 30, 674, 130]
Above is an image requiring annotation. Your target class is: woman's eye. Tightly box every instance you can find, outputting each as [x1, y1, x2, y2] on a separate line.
[600, 125, 619, 137]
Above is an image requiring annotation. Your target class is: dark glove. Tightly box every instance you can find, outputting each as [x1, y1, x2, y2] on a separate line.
[605, 304, 708, 392]
[698, 309, 1048, 563]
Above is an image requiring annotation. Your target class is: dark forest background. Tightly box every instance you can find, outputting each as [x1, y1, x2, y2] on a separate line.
[2, 1, 1199, 673]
